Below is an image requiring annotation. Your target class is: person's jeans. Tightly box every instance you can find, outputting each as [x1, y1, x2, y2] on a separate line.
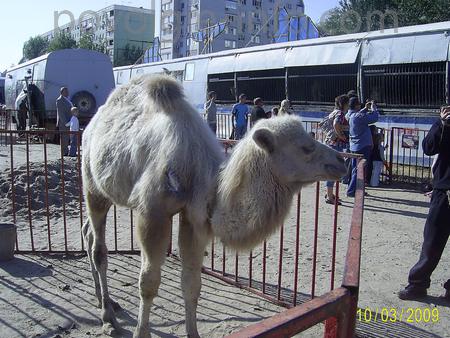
[370, 161, 383, 187]
[347, 146, 372, 197]
[408, 189, 450, 290]
[325, 144, 344, 188]
[69, 134, 78, 157]
[235, 125, 247, 140]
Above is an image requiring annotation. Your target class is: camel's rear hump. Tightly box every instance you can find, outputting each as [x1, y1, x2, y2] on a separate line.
[144, 75, 184, 112]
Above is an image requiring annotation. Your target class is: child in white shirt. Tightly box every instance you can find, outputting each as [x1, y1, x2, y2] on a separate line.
[66, 107, 80, 157]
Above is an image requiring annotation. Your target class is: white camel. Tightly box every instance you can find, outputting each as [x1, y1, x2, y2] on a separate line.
[81, 75, 346, 338]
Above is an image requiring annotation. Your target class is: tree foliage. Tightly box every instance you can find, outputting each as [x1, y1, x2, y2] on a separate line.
[318, 0, 450, 36]
[47, 32, 77, 52]
[22, 36, 49, 62]
[78, 33, 108, 53]
[115, 44, 143, 67]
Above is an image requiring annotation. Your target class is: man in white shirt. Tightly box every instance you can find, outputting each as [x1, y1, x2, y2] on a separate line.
[56, 87, 73, 156]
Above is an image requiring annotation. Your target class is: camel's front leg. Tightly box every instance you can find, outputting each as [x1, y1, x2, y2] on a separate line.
[179, 212, 210, 338]
[134, 212, 171, 338]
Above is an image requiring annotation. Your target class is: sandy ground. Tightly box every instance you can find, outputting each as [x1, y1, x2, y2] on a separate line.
[0, 142, 450, 338]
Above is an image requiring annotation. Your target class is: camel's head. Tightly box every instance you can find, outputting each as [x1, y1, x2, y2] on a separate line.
[252, 116, 347, 187]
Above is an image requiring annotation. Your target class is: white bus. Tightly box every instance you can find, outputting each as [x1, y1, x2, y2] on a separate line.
[114, 21, 450, 131]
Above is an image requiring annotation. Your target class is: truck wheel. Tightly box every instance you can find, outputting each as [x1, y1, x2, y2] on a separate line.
[71, 91, 96, 116]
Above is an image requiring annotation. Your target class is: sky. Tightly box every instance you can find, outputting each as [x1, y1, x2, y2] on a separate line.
[0, 0, 340, 71]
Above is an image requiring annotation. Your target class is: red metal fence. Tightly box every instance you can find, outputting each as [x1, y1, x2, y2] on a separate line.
[0, 128, 365, 337]
[227, 160, 365, 338]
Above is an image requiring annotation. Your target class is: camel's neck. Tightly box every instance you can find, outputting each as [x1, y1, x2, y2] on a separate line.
[210, 148, 296, 250]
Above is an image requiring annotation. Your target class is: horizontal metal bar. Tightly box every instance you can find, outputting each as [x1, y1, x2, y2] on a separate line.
[15, 250, 141, 255]
[289, 74, 357, 79]
[226, 287, 351, 338]
[342, 160, 365, 289]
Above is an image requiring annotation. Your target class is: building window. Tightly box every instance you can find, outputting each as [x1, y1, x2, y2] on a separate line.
[251, 35, 260, 43]
[162, 3, 172, 11]
[227, 14, 236, 22]
[252, 0, 262, 7]
[239, 0, 247, 4]
[109, 10, 114, 17]
[225, 40, 236, 48]
[225, 0, 237, 10]
[109, 39, 114, 46]
[225, 26, 237, 35]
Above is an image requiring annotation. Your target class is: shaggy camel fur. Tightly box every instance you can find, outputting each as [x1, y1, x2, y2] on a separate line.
[81, 74, 346, 338]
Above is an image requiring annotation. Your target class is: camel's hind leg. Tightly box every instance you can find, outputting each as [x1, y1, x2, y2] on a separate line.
[85, 191, 119, 335]
[179, 212, 210, 338]
[134, 211, 172, 338]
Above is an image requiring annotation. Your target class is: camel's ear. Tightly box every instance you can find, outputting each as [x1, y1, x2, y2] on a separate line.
[253, 128, 276, 153]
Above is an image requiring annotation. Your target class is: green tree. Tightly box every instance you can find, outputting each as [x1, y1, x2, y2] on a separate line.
[397, 0, 450, 26]
[318, 0, 450, 36]
[22, 36, 48, 61]
[115, 44, 143, 67]
[47, 32, 77, 52]
[78, 33, 108, 53]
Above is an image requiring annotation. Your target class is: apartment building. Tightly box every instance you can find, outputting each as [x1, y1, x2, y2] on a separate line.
[42, 5, 155, 66]
[155, 0, 305, 60]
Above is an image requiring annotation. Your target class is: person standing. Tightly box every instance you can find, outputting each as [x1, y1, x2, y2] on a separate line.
[250, 97, 267, 125]
[56, 87, 73, 156]
[66, 107, 80, 157]
[204, 91, 217, 135]
[346, 97, 379, 197]
[270, 107, 279, 118]
[15, 89, 28, 136]
[231, 94, 249, 140]
[279, 99, 293, 116]
[324, 95, 350, 204]
[398, 106, 450, 301]
[369, 130, 388, 187]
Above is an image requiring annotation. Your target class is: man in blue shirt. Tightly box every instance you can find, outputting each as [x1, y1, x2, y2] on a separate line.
[232, 94, 249, 140]
[346, 97, 379, 197]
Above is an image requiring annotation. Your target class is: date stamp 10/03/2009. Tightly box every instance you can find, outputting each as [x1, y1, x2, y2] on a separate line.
[357, 307, 440, 324]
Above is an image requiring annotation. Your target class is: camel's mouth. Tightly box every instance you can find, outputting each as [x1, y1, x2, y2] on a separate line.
[324, 164, 347, 180]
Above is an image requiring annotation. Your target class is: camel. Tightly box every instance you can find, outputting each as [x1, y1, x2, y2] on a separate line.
[81, 74, 347, 338]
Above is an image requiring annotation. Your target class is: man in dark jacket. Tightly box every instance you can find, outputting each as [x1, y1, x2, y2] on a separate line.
[250, 97, 267, 125]
[399, 106, 450, 301]
[56, 87, 73, 156]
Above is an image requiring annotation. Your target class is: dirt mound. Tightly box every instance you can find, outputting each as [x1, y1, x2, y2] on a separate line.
[0, 159, 82, 220]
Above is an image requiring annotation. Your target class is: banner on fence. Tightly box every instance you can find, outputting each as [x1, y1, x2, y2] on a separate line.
[401, 134, 420, 149]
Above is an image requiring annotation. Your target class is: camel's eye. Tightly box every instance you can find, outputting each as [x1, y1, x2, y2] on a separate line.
[301, 145, 315, 154]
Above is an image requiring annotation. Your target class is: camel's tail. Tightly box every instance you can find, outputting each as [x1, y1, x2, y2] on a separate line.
[144, 75, 184, 112]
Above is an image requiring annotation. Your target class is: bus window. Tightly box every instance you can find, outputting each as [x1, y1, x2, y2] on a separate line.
[184, 63, 195, 81]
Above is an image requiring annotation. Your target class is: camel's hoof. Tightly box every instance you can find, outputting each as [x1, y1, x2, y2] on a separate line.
[187, 334, 200, 338]
[187, 333, 200, 338]
[102, 323, 119, 336]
